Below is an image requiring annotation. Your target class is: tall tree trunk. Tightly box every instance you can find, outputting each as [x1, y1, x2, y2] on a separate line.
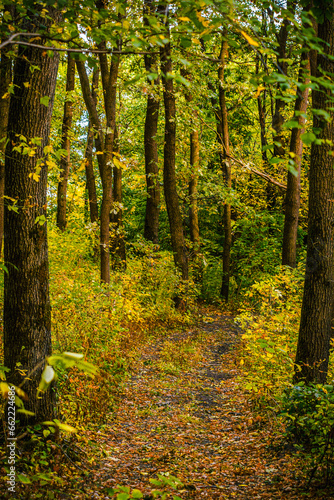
[0, 42, 12, 257]
[85, 69, 99, 224]
[56, 53, 75, 231]
[76, 36, 120, 285]
[183, 71, 200, 256]
[160, 26, 188, 281]
[110, 125, 126, 270]
[256, 56, 269, 166]
[218, 33, 232, 302]
[143, 0, 160, 245]
[189, 127, 200, 254]
[294, 9, 334, 384]
[282, 51, 310, 267]
[267, 2, 294, 209]
[4, 10, 59, 422]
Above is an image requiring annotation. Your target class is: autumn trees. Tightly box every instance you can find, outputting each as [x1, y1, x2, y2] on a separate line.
[2, 0, 334, 432]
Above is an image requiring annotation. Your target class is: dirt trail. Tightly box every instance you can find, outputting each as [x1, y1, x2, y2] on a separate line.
[81, 312, 331, 499]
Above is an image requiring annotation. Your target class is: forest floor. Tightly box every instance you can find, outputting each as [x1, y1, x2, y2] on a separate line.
[66, 308, 333, 499]
[2, 308, 334, 499]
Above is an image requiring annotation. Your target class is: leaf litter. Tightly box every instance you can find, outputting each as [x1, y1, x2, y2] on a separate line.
[66, 309, 333, 499]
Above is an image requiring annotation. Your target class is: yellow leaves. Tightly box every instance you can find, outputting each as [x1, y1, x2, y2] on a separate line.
[241, 31, 259, 47]
[0, 382, 10, 398]
[196, 11, 209, 27]
[254, 85, 265, 98]
[179, 16, 190, 22]
[23, 82, 31, 88]
[29, 166, 41, 182]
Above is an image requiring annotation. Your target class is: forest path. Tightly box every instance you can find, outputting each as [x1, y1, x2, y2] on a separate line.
[83, 311, 329, 499]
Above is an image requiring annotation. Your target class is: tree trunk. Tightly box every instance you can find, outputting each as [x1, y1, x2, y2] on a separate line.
[160, 29, 188, 281]
[256, 56, 269, 166]
[110, 125, 126, 270]
[85, 69, 99, 224]
[143, 0, 160, 245]
[189, 128, 200, 254]
[0, 42, 12, 257]
[282, 51, 310, 267]
[218, 34, 232, 302]
[267, 3, 294, 209]
[4, 11, 59, 422]
[56, 53, 75, 231]
[294, 9, 334, 384]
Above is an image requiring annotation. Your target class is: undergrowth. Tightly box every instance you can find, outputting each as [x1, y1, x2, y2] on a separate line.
[0, 223, 200, 496]
[235, 263, 334, 488]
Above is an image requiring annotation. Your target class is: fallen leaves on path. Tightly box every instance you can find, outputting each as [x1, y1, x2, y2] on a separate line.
[73, 311, 333, 499]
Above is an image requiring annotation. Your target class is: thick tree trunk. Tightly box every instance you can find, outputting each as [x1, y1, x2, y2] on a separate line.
[4, 12, 59, 422]
[282, 51, 310, 267]
[218, 34, 232, 302]
[85, 69, 99, 224]
[56, 54, 75, 231]
[160, 35, 188, 281]
[0, 43, 12, 257]
[143, 0, 160, 244]
[110, 126, 126, 270]
[294, 9, 334, 384]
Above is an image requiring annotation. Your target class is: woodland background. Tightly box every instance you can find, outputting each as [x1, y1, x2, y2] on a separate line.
[1, 0, 334, 498]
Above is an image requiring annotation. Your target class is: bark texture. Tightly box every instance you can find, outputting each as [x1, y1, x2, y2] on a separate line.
[0, 43, 12, 257]
[218, 34, 232, 302]
[282, 51, 310, 267]
[110, 126, 126, 270]
[160, 33, 188, 281]
[294, 7, 334, 384]
[183, 74, 200, 256]
[143, 0, 160, 244]
[85, 68, 99, 224]
[4, 11, 59, 422]
[56, 53, 75, 231]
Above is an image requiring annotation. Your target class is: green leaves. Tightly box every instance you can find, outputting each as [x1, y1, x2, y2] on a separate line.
[40, 96, 50, 107]
[301, 131, 317, 145]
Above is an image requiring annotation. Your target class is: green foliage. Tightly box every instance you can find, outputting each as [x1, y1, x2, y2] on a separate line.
[108, 473, 184, 500]
[281, 384, 334, 484]
[236, 265, 305, 405]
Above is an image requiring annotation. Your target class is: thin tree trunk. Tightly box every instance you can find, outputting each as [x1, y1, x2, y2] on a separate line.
[160, 25, 188, 282]
[189, 127, 200, 254]
[294, 9, 334, 384]
[56, 53, 75, 231]
[0, 42, 12, 257]
[110, 125, 126, 270]
[143, 0, 160, 244]
[267, 2, 295, 209]
[85, 69, 99, 224]
[218, 33, 232, 302]
[4, 10, 60, 422]
[282, 51, 310, 267]
[256, 56, 269, 166]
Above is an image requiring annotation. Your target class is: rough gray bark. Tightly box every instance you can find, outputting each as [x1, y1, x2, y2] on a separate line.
[4, 9, 60, 422]
[294, 7, 334, 384]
